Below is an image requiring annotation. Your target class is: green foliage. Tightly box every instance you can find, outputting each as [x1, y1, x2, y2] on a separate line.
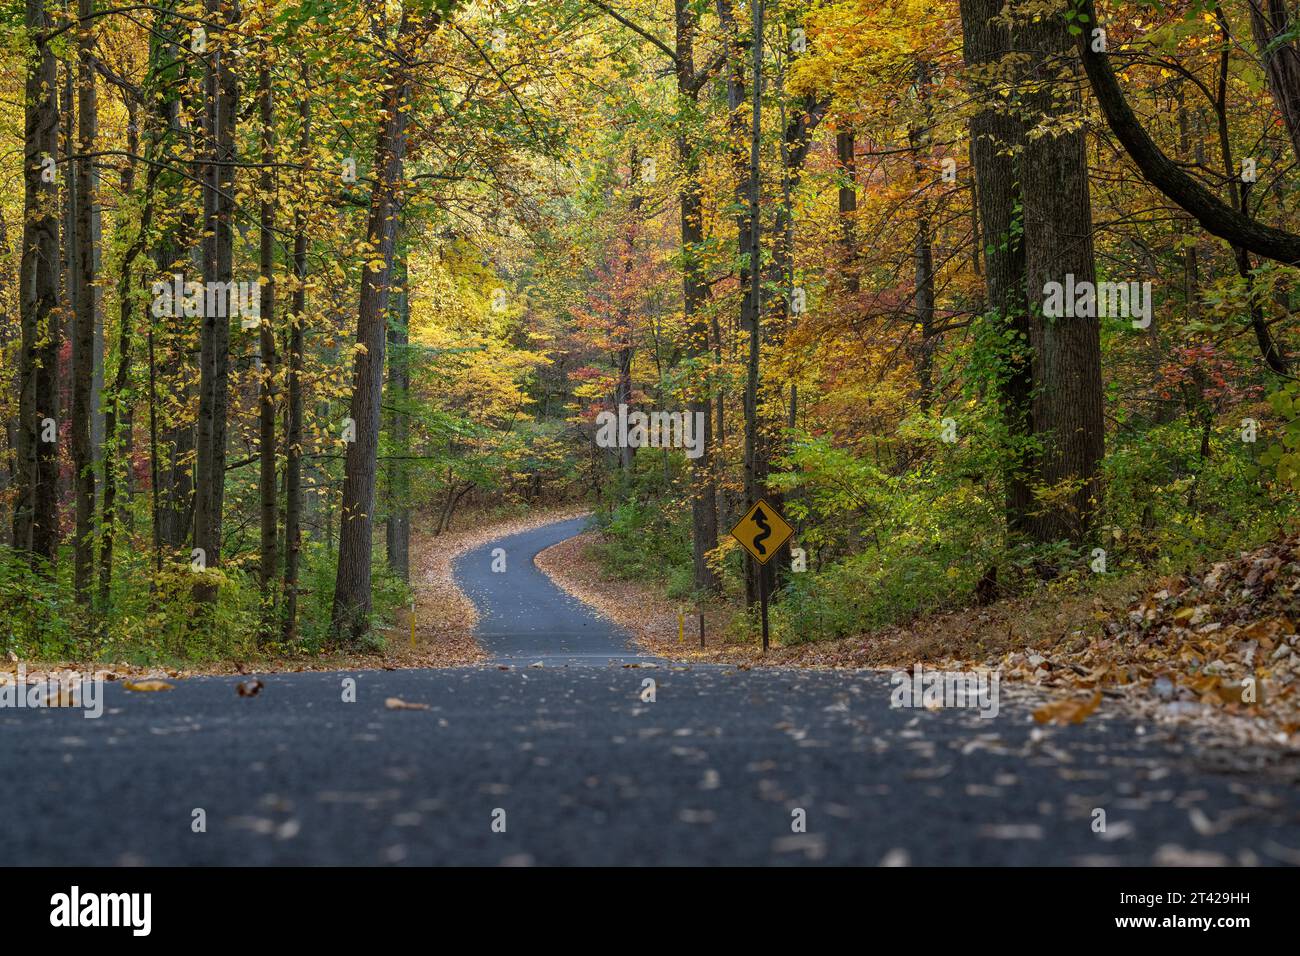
[593, 495, 694, 585]
[588, 451, 699, 590]
[0, 532, 412, 664]
[291, 540, 411, 654]
[1261, 381, 1300, 493]
[0, 544, 261, 664]
[771, 539, 983, 644]
[593, 379, 1298, 651]
[0, 549, 72, 658]
[1104, 414, 1297, 570]
[665, 564, 696, 601]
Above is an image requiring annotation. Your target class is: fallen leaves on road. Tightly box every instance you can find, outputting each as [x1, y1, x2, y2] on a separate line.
[123, 679, 174, 692]
[384, 697, 430, 711]
[236, 679, 264, 697]
[46, 686, 78, 707]
[1033, 692, 1102, 725]
[979, 823, 1045, 840]
[770, 833, 827, 860]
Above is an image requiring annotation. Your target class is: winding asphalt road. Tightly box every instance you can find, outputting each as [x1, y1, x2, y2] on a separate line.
[2, 517, 1299, 865]
[452, 515, 647, 664]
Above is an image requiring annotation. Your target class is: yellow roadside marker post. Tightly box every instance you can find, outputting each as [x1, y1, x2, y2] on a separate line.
[729, 498, 794, 653]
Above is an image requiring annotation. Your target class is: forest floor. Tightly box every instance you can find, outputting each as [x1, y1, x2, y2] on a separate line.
[537, 529, 1300, 753]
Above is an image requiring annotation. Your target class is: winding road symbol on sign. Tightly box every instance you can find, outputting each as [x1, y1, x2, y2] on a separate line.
[730, 499, 794, 565]
[752, 508, 772, 556]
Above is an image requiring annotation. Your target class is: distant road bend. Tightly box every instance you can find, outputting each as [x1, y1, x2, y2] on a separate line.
[453, 514, 650, 665]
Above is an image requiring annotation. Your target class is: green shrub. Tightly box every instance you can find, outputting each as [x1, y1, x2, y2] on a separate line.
[0, 532, 411, 664]
[771, 537, 986, 644]
[593, 494, 693, 585]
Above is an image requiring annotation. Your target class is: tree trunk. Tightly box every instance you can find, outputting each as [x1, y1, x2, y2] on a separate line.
[1249, 0, 1300, 162]
[0, 214, 13, 546]
[283, 81, 309, 642]
[836, 128, 858, 292]
[960, 0, 1034, 539]
[760, 84, 823, 598]
[913, 216, 936, 410]
[71, 0, 98, 603]
[614, 148, 641, 475]
[332, 56, 409, 641]
[257, 58, 278, 605]
[148, 16, 188, 558]
[385, 253, 411, 584]
[1213, 9, 1290, 375]
[908, 59, 936, 411]
[99, 118, 160, 610]
[1020, 9, 1104, 544]
[673, 0, 720, 594]
[14, 0, 61, 567]
[193, 0, 238, 601]
[741, 0, 763, 607]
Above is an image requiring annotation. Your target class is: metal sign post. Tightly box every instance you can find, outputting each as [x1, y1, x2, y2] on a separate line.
[729, 498, 793, 654]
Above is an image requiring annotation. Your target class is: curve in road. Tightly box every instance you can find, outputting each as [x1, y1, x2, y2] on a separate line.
[453, 515, 650, 665]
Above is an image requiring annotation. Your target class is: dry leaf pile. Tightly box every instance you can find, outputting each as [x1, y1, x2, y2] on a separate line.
[1033, 691, 1103, 725]
[122, 678, 174, 692]
[996, 535, 1300, 738]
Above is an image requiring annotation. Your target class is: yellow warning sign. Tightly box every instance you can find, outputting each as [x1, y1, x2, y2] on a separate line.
[730, 499, 794, 565]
